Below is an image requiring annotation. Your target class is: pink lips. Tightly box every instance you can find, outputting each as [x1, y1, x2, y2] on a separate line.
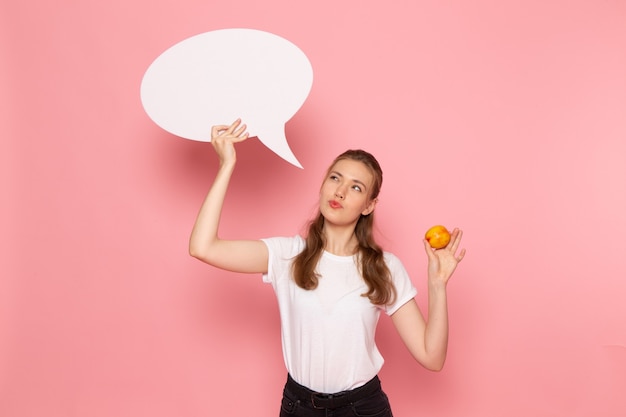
[329, 200, 342, 209]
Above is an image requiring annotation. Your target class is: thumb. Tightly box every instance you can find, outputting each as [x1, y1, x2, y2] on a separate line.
[423, 239, 435, 260]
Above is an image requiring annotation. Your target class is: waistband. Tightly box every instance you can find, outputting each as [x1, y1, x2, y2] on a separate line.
[284, 374, 382, 410]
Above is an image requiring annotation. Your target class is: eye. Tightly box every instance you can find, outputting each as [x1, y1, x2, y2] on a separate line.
[352, 185, 362, 192]
[329, 175, 339, 181]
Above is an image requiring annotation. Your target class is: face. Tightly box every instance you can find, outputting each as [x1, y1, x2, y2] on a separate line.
[319, 158, 377, 227]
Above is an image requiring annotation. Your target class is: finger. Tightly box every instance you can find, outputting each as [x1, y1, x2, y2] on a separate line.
[211, 124, 230, 137]
[447, 228, 462, 253]
[423, 239, 435, 260]
[226, 118, 242, 133]
[233, 123, 248, 137]
[456, 248, 467, 263]
[231, 132, 250, 143]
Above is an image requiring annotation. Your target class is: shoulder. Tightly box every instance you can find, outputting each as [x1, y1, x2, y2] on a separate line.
[382, 251, 405, 271]
[381, 251, 417, 314]
[262, 235, 305, 257]
[381, 251, 413, 285]
[261, 235, 305, 284]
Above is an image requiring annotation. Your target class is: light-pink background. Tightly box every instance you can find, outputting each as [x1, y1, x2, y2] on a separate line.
[2, 1, 625, 416]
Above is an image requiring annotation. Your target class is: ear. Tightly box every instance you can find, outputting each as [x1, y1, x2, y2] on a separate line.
[361, 198, 378, 216]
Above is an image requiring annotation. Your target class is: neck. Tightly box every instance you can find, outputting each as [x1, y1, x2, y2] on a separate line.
[323, 223, 358, 256]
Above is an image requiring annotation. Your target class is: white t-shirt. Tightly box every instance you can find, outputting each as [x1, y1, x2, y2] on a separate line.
[262, 235, 417, 393]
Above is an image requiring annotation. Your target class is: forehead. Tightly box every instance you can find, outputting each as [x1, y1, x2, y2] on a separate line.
[329, 159, 374, 185]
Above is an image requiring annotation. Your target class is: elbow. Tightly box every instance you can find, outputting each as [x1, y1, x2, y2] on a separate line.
[188, 241, 200, 259]
[189, 242, 222, 267]
[189, 246, 200, 260]
[188, 242, 210, 263]
[418, 355, 446, 372]
[189, 249, 214, 265]
[426, 361, 445, 372]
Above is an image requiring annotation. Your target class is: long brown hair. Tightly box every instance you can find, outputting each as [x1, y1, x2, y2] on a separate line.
[292, 149, 396, 306]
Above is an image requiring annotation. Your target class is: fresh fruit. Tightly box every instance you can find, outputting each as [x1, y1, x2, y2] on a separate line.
[425, 225, 450, 249]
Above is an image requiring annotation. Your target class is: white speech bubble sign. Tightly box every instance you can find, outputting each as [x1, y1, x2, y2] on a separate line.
[140, 28, 313, 168]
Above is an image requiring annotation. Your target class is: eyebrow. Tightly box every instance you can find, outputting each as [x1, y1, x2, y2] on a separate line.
[329, 170, 368, 191]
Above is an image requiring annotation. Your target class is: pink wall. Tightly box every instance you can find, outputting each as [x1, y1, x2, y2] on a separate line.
[2, 0, 625, 416]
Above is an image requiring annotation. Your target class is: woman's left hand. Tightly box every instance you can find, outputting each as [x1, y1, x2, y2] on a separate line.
[423, 228, 466, 286]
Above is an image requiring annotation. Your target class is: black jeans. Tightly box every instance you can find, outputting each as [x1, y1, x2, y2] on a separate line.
[279, 374, 393, 417]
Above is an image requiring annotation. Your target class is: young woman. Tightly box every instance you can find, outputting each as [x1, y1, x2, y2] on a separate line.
[189, 119, 466, 417]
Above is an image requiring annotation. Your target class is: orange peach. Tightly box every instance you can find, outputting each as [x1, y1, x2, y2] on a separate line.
[425, 225, 451, 249]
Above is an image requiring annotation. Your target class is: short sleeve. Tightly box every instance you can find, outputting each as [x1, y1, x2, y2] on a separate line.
[383, 253, 418, 315]
[261, 236, 305, 284]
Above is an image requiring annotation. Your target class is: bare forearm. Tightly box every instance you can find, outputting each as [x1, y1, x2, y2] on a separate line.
[424, 283, 449, 371]
[188, 161, 235, 260]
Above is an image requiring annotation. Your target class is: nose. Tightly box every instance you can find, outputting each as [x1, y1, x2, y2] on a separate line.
[335, 187, 345, 200]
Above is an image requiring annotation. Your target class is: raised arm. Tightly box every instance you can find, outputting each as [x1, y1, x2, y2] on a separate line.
[189, 119, 269, 274]
[391, 228, 466, 371]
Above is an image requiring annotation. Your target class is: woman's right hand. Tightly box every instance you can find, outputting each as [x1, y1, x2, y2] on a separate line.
[211, 119, 249, 166]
